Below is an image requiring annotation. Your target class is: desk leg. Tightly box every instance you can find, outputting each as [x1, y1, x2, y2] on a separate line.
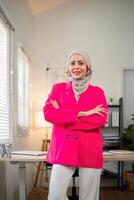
[19, 162, 26, 200]
[121, 161, 124, 188]
[118, 161, 121, 187]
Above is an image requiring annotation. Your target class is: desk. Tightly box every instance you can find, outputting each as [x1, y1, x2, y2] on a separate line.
[0, 154, 45, 200]
[104, 152, 134, 188]
[0, 151, 134, 200]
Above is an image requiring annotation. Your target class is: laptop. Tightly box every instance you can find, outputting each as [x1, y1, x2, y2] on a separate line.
[12, 150, 47, 156]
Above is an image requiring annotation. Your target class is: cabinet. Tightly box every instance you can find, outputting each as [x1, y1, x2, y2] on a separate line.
[103, 97, 123, 150]
[102, 97, 123, 187]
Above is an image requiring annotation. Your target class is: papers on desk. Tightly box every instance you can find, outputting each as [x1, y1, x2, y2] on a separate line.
[103, 150, 134, 156]
[109, 150, 134, 155]
[12, 150, 47, 156]
[103, 151, 112, 156]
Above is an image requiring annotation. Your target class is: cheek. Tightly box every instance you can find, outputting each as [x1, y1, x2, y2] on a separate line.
[69, 67, 73, 73]
[82, 68, 88, 75]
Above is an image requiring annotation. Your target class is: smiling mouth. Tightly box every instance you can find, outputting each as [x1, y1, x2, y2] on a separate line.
[73, 71, 81, 75]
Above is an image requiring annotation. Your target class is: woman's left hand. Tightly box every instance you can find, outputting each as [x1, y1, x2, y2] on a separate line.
[50, 100, 59, 109]
[78, 104, 108, 117]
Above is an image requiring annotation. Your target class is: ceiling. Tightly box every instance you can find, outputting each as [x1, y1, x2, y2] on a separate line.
[27, 0, 69, 15]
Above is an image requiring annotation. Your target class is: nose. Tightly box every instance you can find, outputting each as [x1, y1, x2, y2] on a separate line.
[73, 62, 79, 68]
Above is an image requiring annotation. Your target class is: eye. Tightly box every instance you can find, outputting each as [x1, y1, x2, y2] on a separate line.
[78, 61, 84, 65]
[70, 61, 75, 65]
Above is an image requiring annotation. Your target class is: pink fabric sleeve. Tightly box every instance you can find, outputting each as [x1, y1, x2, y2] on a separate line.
[43, 84, 78, 125]
[69, 89, 108, 131]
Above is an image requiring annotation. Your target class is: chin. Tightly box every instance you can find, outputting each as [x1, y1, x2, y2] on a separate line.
[72, 75, 84, 80]
[73, 76, 81, 80]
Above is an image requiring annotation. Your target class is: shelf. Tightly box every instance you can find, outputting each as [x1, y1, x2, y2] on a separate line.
[103, 126, 120, 128]
[102, 98, 123, 187]
[101, 169, 120, 179]
[108, 105, 120, 108]
[103, 146, 121, 150]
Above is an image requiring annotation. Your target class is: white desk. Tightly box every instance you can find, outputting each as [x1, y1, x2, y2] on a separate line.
[0, 154, 45, 200]
[0, 151, 134, 200]
[104, 152, 134, 162]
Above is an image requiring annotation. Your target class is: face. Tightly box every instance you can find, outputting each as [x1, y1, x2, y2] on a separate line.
[68, 54, 88, 80]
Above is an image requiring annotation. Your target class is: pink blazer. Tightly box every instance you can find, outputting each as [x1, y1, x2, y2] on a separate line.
[43, 82, 108, 168]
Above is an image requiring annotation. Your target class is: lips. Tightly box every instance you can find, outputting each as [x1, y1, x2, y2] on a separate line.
[73, 71, 81, 75]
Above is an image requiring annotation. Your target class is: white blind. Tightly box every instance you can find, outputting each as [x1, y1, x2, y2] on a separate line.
[0, 15, 12, 144]
[17, 47, 30, 134]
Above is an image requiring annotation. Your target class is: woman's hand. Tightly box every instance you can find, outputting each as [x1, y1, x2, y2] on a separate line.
[88, 104, 108, 116]
[50, 100, 59, 109]
[78, 104, 108, 117]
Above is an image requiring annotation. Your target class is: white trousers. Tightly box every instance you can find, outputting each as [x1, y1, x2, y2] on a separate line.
[48, 164, 101, 200]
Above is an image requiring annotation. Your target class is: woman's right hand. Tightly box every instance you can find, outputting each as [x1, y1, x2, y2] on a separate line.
[78, 104, 108, 117]
[50, 100, 59, 109]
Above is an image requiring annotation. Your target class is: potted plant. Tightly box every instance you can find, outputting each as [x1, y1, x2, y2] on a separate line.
[122, 114, 134, 191]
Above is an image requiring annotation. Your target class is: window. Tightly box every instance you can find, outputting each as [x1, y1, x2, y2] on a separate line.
[17, 47, 31, 135]
[0, 8, 13, 144]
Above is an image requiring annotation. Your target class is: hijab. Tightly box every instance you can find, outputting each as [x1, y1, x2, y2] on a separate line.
[67, 50, 92, 101]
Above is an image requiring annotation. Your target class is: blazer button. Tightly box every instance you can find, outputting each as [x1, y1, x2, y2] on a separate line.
[74, 135, 78, 139]
[66, 134, 70, 139]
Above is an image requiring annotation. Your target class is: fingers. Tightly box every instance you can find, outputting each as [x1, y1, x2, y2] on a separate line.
[97, 112, 104, 117]
[99, 108, 108, 113]
[97, 105, 108, 112]
[97, 104, 103, 108]
[50, 100, 58, 105]
[50, 100, 59, 108]
[95, 105, 108, 116]
[97, 104, 107, 111]
[50, 100, 56, 103]
[96, 110, 105, 116]
[50, 100, 56, 104]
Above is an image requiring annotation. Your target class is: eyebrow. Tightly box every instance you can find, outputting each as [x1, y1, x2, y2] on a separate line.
[70, 60, 85, 62]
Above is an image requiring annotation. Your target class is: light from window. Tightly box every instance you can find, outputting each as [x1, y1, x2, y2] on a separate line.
[0, 15, 12, 144]
[17, 47, 30, 134]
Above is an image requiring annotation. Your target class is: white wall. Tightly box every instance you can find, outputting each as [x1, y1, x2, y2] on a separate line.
[32, 0, 134, 112]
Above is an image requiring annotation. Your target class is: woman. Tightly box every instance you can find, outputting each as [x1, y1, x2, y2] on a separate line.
[43, 51, 108, 200]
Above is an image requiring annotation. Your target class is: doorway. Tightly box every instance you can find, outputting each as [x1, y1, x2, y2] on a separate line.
[123, 69, 134, 128]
